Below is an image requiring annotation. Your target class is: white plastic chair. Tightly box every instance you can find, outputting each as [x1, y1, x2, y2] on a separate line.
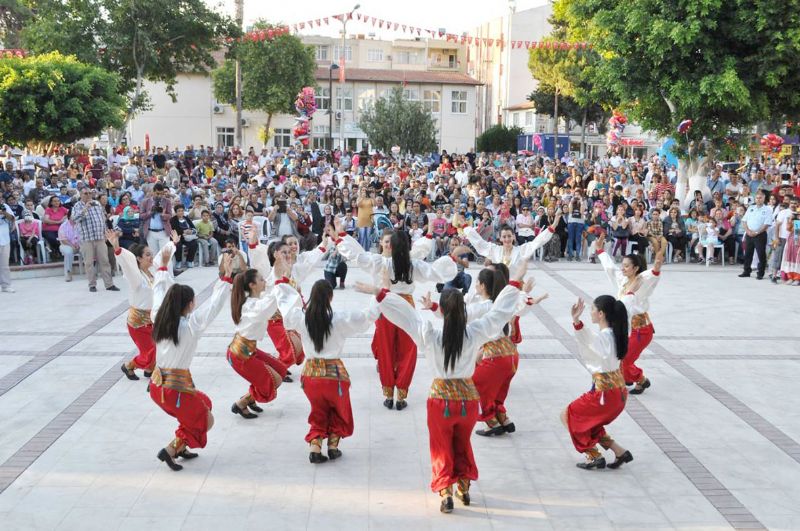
[16, 219, 48, 264]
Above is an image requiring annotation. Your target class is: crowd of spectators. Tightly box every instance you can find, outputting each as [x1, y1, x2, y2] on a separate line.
[1, 142, 799, 294]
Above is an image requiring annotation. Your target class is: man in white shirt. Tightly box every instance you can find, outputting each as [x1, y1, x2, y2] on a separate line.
[454, 164, 470, 187]
[738, 189, 773, 279]
[0, 196, 15, 292]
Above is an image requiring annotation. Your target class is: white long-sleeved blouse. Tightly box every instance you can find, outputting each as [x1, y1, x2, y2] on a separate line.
[336, 234, 457, 295]
[274, 282, 380, 359]
[597, 250, 660, 316]
[151, 271, 232, 369]
[116, 242, 176, 310]
[249, 242, 326, 287]
[233, 292, 278, 341]
[574, 324, 620, 374]
[377, 284, 520, 379]
[463, 225, 554, 267]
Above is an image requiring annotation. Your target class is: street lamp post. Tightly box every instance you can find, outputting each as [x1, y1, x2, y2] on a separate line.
[337, 3, 360, 153]
[329, 64, 339, 151]
[234, 0, 244, 148]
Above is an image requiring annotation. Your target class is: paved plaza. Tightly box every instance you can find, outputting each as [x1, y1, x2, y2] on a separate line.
[0, 261, 798, 530]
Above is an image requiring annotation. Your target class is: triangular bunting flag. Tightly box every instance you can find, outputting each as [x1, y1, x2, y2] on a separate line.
[324, 17, 329, 25]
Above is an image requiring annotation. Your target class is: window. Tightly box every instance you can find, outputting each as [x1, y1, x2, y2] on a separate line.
[512, 112, 520, 127]
[451, 90, 467, 114]
[315, 87, 331, 111]
[332, 45, 352, 62]
[448, 54, 457, 68]
[403, 88, 419, 101]
[367, 48, 384, 62]
[357, 87, 376, 111]
[423, 89, 441, 113]
[315, 45, 329, 61]
[274, 128, 291, 148]
[313, 137, 331, 150]
[379, 88, 393, 100]
[336, 86, 353, 111]
[216, 127, 234, 148]
[525, 111, 534, 126]
[395, 51, 419, 64]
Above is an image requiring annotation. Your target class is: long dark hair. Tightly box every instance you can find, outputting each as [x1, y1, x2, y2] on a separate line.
[129, 243, 148, 267]
[594, 295, 629, 360]
[479, 264, 510, 334]
[268, 241, 288, 266]
[439, 289, 467, 372]
[231, 268, 258, 324]
[305, 279, 333, 352]
[390, 229, 413, 284]
[624, 253, 648, 276]
[152, 284, 195, 346]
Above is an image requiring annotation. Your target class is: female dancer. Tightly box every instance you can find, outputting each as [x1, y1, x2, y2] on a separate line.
[149, 253, 234, 471]
[107, 228, 179, 381]
[335, 219, 461, 410]
[356, 263, 526, 513]
[563, 296, 633, 470]
[227, 238, 289, 419]
[274, 278, 379, 463]
[593, 232, 663, 394]
[458, 212, 557, 268]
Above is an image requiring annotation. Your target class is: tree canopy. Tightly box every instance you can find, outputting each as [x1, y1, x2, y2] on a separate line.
[476, 124, 523, 153]
[213, 21, 316, 130]
[554, 0, 800, 154]
[0, 0, 31, 48]
[0, 51, 125, 146]
[358, 87, 438, 154]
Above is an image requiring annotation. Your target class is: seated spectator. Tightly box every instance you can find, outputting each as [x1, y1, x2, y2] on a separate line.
[219, 236, 248, 278]
[116, 206, 140, 249]
[664, 206, 687, 261]
[170, 204, 198, 269]
[436, 237, 472, 295]
[42, 195, 69, 258]
[516, 205, 536, 244]
[695, 215, 720, 265]
[18, 212, 41, 264]
[646, 207, 668, 260]
[195, 209, 219, 266]
[58, 217, 81, 281]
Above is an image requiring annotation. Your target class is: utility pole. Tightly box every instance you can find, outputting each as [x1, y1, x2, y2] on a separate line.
[234, 0, 244, 148]
[337, 4, 360, 153]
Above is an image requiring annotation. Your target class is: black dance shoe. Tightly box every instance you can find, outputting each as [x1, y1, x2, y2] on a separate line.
[476, 425, 506, 437]
[309, 452, 329, 464]
[440, 496, 454, 513]
[395, 400, 407, 411]
[327, 448, 342, 460]
[455, 490, 470, 506]
[157, 448, 183, 471]
[383, 398, 394, 410]
[178, 449, 198, 459]
[231, 403, 258, 419]
[576, 456, 606, 470]
[143, 371, 152, 378]
[608, 450, 633, 469]
[629, 378, 651, 395]
[248, 402, 264, 413]
[120, 364, 139, 381]
[502, 422, 516, 434]
[283, 375, 293, 383]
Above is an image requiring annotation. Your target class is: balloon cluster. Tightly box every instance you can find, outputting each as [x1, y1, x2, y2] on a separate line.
[606, 110, 628, 153]
[292, 87, 317, 147]
[760, 133, 784, 153]
[533, 134, 543, 152]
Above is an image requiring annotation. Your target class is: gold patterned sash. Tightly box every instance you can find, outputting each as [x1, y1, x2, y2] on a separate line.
[228, 333, 257, 360]
[397, 293, 415, 307]
[591, 369, 626, 392]
[429, 378, 479, 401]
[150, 367, 196, 394]
[127, 307, 152, 328]
[480, 336, 517, 360]
[269, 308, 283, 322]
[631, 312, 652, 330]
[302, 358, 350, 383]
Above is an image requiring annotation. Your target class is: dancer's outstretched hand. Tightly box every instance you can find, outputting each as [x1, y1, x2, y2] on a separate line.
[653, 249, 665, 273]
[419, 291, 433, 310]
[249, 228, 259, 246]
[105, 228, 119, 249]
[354, 282, 379, 295]
[220, 253, 233, 278]
[333, 215, 343, 235]
[595, 231, 606, 249]
[528, 293, 549, 305]
[523, 277, 535, 294]
[571, 298, 585, 324]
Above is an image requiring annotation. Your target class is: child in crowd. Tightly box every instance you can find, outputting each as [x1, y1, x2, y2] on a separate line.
[409, 220, 424, 243]
[695, 215, 720, 265]
[19, 213, 41, 264]
[343, 212, 356, 237]
[195, 209, 219, 266]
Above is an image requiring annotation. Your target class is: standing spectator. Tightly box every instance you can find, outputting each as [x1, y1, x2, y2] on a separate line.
[140, 183, 173, 253]
[356, 188, 374, 250]
[739, 189, 773, 279]
[770, 201, 794, 282]
[609, 205, 630, 260]
[170, 204, 198, 269]
[58, 217, 81, 282]
[71, 189, 118, 292]
[0, 196, 14, 292]
[566, 198, 586, 261]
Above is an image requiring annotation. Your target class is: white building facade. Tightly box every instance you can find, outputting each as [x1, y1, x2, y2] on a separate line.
[127, 35, 481, 153]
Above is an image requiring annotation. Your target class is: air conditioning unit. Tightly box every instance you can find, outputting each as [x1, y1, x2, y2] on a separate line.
[212, 104, 224, 114]
[334, 111, 343, 121]
[241, 118, 251, 128]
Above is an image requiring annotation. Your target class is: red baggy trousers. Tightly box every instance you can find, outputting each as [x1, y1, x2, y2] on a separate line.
[623, 324, 654, 384]
[372, 315, 417, 393]
[227, 348, 287, 403]
[473, 353, 519, 424]
[566, 387, 626, 453]
[149, 384, 213, 449]
[128, 324, 156, 371]
[268, 319, 305, 367]
[301, 376, 354, 444]
[426, 398, 479, 493]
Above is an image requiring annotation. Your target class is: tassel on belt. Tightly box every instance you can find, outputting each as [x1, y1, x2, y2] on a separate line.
[590, 369, 626, 406]
[228, 333, 257, 360]
[631, 312, 652, 330]
[127, 307, 152, 328]
[302, 358, 349, 396]
[480, 336, 517, 360]
[429, 378, 479, 418]
[150, 367, 196, 408]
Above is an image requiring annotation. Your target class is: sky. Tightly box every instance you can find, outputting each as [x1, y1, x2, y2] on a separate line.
[208, 0, 550, 38]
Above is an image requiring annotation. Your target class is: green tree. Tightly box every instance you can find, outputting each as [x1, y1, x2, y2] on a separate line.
[476, 124, 523, 153]
[556, 0, 800, 158]
[0, 0, 32, 48]
[22, 0, 237, 133]
[0, 51, 125, 148]
[359, 87, 438, 154]
[213, 21, 316, 134]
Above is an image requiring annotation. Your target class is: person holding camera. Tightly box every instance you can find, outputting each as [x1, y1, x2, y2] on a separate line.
[71, 189, 119, 292]
[170, 205, 199, 269]
[140, 183, 174, 254]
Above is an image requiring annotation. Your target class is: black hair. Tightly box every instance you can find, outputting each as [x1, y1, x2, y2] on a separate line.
[390, 229, 413, 284]
[268, 240, 288, 266]
[305, 279, 334, 353]
[153, 183, 165, 192]
[231, 268, 259, 324]
[593, 295, 629, 360]
[623, 253, 648, 276]
[499, 224, 515, 238]
[480, 264, 510, 335]
[152, 284, 195, 346]
[439, 288, 467, 372]
[129, 243, 148, 263]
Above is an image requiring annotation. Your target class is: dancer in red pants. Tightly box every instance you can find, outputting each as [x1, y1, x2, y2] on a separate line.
[336, 219, 461, 410]
[227, 253, 289, 419]
[148, 253, 233, 471]
[107, 228, 178, 380]
[358, 262, 528, 513]
[562, 295, 633, 470]
[275, 278, 378, 463]
[593, 232, 663, 394]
